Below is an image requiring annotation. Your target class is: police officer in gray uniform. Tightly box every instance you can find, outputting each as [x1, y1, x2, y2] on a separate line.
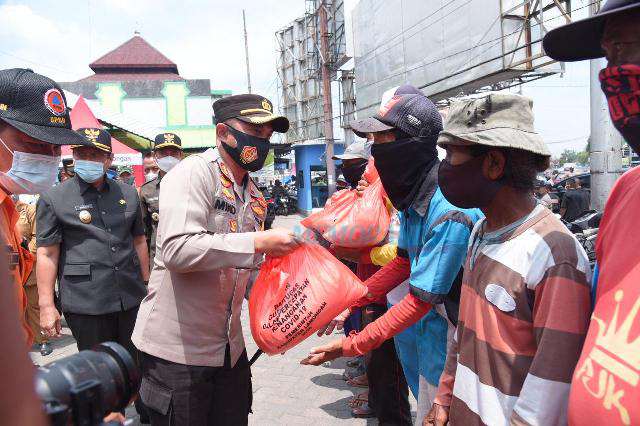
[139, 132, 183, 263]
[132, 94, 300, 425]
[36, 127, 151, 419]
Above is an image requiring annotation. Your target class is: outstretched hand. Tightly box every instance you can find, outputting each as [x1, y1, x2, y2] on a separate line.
[316, 309, 350, 336]
[300, 338, 344, 366]
[424, 403, 450, 426]
[356, 178, 369, 197]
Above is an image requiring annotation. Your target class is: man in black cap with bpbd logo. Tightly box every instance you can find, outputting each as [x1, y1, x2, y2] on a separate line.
[132, 94, 300, 425]
[36, 126, 150, 420]
[139, 132, 184, 263]
[0, 68, 91, 346]
[0, 68, 92, 424]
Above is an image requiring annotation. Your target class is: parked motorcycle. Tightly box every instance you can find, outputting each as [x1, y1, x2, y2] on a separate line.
[275, 195, 290, 216]
[563, 210, 601, 267]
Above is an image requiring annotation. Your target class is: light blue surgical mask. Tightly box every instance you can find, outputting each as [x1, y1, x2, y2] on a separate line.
[74, 159, 105, 183]
[0, 136, 59, 194]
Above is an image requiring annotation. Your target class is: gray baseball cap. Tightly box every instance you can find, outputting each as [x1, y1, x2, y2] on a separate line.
[350, 85, 425, 138]
[332, 140, 369, 161]
[350, 94, 443, 139]
[437, 93, 551, 157]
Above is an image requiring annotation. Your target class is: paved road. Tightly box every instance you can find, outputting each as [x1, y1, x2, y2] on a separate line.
[31, 214, 416, 425]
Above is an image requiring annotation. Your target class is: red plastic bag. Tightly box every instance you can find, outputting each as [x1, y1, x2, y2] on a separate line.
[301, 159, 390, 248]
[249, 243, 367, 355]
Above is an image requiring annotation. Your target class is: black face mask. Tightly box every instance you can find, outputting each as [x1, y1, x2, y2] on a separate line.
[371, 137, 437, 210]
[221, 125, 270, 172]
[438, 155, 504, 209]
[341, 160, 368, 188]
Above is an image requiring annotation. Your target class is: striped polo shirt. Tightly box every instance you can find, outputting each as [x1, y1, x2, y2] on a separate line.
[435, 205, 592, 425]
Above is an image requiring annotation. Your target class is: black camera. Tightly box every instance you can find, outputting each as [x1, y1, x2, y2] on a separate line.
[35, 342, 141, 426]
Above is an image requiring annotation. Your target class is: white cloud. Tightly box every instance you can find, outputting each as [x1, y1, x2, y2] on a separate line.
[0, 4, 60, 42]
[0, 3, 92, 80]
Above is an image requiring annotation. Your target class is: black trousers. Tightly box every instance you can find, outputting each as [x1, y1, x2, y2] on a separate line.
[64, 307, 148, 419]
[64, 306, 139, 353]
[363, 304, 412, 426]
[139, 348, 252, 426]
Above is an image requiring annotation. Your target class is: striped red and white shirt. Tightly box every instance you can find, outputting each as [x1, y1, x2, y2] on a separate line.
[435, 205, 592, 425]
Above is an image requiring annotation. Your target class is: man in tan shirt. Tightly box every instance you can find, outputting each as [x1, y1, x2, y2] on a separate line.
[16, 199, 52, 356]
[132, 94, 300, 425]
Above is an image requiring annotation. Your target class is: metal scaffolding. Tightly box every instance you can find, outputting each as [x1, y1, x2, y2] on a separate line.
[275, 0, 348, 144]
[352, 0, 574, 117]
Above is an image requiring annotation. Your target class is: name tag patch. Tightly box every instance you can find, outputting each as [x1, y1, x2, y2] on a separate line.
[74, 204, 94, 211]
[214, 198, 237, 215]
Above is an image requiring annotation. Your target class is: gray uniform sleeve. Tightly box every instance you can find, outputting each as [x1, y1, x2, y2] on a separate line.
[159, 156, 257, 273]
[140, 187, 152, 242]
[36, 192, 62, 247]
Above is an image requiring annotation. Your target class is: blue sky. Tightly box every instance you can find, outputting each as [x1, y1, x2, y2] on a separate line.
[0, 0, 592, 156]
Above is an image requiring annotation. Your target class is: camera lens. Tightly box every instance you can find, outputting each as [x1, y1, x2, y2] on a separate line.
[35, 342, 140, 423]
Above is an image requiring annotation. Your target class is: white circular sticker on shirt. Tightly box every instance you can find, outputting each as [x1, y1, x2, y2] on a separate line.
[484, 284, 516, 312]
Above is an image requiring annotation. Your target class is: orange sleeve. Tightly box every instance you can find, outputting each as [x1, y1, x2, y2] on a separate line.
[343, 293, 431, 356]
[352, 255, 411, 308]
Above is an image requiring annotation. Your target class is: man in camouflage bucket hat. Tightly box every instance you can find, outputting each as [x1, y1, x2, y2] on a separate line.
[427, 93, 592, 425]
[117, 165, 135, 186]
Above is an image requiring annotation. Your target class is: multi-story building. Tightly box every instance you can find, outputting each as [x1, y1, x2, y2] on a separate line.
[61, 34, 224, 151]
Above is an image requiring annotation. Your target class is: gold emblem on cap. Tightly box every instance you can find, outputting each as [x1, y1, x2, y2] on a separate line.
[119, 199, 126, 205]
[229, 219, 238, 233]
[79, 210, 92, 224]
[261, 99, 272, 112]
[151, 212, 159, 222]
[0, 103, 7, 111]
[164, 133, 175, 143]
[84, 128, 100, 141]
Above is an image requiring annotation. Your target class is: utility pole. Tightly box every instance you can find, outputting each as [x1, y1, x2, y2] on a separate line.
[588, 0, 623, 211]
[319, 1, 337, 196]
[242, 9, 252, 94]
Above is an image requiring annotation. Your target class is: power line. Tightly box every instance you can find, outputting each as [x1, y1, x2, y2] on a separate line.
[547, 136, 589, 145]
[356, 0, 598, 93]
[284, 0, 599, 135]
[355, 0, 474, 70]
[0, 49, 75, 77]
[356, 0, 469, 61]
[286, 40, 539, 134]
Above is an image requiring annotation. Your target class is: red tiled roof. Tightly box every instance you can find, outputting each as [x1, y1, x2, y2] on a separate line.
[77, 72, 184, 83]
[90, 36, 179, 74]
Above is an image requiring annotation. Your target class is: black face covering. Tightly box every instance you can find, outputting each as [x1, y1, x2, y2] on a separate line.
[371, 137, 437, 210]
[341, 160, 368, 188]
[438, 155, 504, 209]
[221, 125, 270, 172]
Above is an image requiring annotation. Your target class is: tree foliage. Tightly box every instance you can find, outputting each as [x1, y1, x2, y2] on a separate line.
[559, 148, 589, 165]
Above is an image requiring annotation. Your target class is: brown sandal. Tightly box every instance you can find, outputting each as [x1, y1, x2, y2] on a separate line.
[348, 391, 369, 408]
[352, 402, 375, 418]
[347, 374, 368, 388]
